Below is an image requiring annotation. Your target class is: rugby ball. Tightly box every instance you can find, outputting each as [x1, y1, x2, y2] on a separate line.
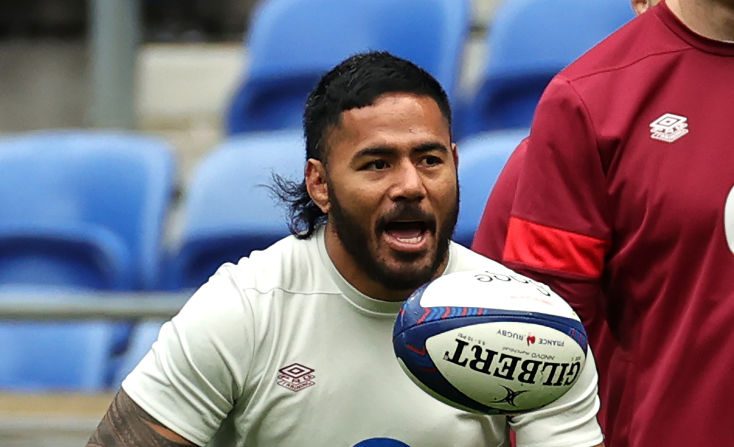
[393, 269, 588, 414]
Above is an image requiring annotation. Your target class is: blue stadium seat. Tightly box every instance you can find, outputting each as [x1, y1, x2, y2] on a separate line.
[0, 322, 115, 391]
[226, 0, 471, 135]
[455, 128, 529, 247]
[458, 0, 634, 137]
[0, 291, 115, 391]
[166, 130, 304, 289]
[0, 131, 176, 290]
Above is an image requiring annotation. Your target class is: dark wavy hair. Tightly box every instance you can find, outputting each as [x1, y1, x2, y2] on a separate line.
[271, 51, 453, 239]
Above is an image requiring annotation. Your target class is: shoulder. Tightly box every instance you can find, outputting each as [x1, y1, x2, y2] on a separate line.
[163, 231, 344, 353]
[559, 7, 688, 85]
[168, 234, 332, 330]
[216, 233, 334, 297]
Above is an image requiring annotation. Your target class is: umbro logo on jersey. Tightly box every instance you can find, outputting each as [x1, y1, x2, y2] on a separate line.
[277, 362, 315, 392]
[649, 113, 689, 143]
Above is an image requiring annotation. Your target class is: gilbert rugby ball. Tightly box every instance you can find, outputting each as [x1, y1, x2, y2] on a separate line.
[393, 269, 588, 414]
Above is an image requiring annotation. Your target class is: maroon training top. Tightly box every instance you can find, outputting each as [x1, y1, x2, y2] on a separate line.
[473, 2, 734, 446]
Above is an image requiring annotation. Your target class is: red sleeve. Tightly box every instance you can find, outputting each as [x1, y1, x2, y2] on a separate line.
[471, 139, 527, 260]
[502, 76, 611, 330]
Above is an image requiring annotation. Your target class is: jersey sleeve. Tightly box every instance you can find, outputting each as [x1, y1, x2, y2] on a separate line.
[121, 266, 254, 446]
[471, 139, 528, 260]
[510, 347, 603, 447]
[502, 76, 611, 327]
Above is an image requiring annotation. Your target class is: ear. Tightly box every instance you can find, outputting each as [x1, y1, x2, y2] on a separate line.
[630, 0, 651, 15]
[305, 158, 330, 214]
[451, 142, 459, 170]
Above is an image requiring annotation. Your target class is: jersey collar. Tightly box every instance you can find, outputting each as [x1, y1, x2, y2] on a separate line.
[657, 0, 734, 56]
[315, 226, 455, 317]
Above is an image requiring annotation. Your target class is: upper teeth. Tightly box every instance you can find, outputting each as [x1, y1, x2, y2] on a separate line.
[396, 235, 422, 243]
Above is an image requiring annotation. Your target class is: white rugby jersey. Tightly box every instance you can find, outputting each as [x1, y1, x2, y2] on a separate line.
[123, 228, 603, 447]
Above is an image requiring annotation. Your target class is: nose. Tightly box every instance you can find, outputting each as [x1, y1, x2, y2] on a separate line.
[388, 160, 427, 202]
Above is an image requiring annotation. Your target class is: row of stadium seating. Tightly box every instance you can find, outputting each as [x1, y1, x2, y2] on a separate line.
[0, 128, 527, 293]
[225, 0, 634, 138]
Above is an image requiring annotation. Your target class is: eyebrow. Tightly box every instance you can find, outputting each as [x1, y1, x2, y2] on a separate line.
[353, 142, 450, 159]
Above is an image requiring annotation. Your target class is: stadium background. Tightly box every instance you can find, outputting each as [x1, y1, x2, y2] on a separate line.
[0, 0, 632, 445]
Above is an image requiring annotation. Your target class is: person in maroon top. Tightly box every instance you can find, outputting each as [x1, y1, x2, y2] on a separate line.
[471, 0, 734, 446]
[472, 9, 656, 432]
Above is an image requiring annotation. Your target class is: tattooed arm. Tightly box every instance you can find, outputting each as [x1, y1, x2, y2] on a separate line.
[87, 389, 198, 447]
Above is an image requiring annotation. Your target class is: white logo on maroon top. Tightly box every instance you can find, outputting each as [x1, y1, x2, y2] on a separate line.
[277, 363, 315, 392]
[650, 113, 689, 143]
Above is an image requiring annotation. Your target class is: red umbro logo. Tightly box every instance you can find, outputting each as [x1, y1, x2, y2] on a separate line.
[277, 363, 315, 392]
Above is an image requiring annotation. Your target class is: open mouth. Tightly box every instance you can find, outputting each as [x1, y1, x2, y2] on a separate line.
[382, 220, 431, 252]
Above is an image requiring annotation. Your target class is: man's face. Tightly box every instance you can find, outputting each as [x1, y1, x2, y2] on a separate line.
[316, 92, 459, 299]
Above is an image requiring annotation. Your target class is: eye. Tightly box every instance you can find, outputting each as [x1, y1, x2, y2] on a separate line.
[364, 159, 389, 170]
[422, 155, 443, 166]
